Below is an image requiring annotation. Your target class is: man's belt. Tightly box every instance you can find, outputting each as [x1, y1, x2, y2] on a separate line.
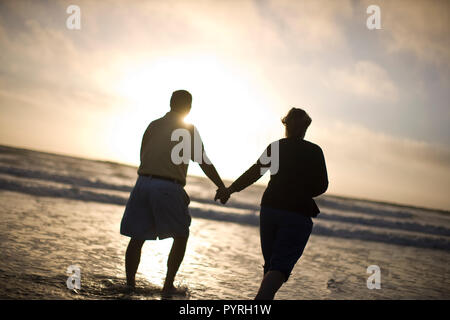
[140, 174, 183, 185]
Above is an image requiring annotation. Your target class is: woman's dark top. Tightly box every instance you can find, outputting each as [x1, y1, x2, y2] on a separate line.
[229, 137, 328, 217]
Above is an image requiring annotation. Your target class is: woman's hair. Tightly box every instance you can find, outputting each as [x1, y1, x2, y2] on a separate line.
[281, 108, 312, 138]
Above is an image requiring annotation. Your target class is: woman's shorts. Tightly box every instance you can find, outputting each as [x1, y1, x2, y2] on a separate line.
[260, 206, 313, 281]
[120, 175, 191, 240]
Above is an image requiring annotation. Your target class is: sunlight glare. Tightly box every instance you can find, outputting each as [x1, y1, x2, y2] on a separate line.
[110, 53, 281, 177]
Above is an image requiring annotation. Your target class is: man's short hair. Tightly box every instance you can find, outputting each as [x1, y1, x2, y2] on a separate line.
[170, 90, 192, 112]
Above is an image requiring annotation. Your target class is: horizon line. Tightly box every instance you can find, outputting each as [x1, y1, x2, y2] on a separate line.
[1, 142, 449, 214]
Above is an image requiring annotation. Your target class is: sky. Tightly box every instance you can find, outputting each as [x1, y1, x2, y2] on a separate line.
[0, 0, 449, 210]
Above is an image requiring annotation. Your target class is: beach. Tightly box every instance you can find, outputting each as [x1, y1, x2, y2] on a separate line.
[0, 145, 449, 299]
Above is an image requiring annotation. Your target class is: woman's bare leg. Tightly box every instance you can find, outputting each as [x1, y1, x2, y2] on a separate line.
[255, 270, 286, 300]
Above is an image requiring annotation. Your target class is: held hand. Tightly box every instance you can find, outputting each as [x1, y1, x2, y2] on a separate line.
[214, 187, 231, 204]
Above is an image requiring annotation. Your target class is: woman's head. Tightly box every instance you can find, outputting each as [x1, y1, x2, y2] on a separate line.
[281, 108, 312, 139]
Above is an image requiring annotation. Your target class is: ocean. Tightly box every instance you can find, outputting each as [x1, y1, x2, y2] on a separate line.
[0, 144, 449, 299]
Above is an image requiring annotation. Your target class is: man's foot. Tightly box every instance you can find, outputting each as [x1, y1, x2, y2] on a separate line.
[161, 284, 187, 297]
[126, 283, 135, 289]
[126, 279, 135, 288]
[122, 282, 136, 294]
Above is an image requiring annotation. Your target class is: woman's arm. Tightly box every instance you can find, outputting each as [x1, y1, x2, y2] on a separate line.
[308, 147, 328, 197]
[215, 163, 265, 203]
[215, 145, 271, 203]
[228, 163, 264, 194]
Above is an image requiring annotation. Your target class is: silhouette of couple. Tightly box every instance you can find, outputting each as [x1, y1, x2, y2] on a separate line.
[120, 90, 328, 299]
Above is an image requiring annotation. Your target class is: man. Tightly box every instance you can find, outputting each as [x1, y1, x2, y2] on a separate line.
[120, 90, 227, 295]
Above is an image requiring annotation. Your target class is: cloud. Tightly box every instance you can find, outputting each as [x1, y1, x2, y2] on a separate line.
[0, 4, 129, 111]
[255, 0, 353, 52]
[365, 0, 450, 69]
[312, 122, 450, 210]
[324, 60, 399, 101]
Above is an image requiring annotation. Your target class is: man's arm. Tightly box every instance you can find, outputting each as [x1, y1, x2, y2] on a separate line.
[140, 125, 151, 163]
[190, 125, 226, 189]
[199, 162, 230, 204]
[198, 162, 225, 189]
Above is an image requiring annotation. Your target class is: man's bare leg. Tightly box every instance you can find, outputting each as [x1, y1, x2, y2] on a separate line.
[255, 270, 286, 300]
[125, 238, 145, 288]
[162, 236, 188, 294]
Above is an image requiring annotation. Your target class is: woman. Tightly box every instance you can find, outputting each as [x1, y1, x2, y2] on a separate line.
[216, 108, 328, 300]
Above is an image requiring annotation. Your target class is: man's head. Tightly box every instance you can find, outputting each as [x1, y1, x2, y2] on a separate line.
[170, 90, 192, 116]
[281, 107, 312, 139]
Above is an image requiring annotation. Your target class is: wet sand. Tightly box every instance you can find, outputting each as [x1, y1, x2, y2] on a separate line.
[1, 190, 449, 300]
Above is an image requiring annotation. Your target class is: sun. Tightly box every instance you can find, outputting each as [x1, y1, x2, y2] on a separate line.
[108, 53, 279, 177]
